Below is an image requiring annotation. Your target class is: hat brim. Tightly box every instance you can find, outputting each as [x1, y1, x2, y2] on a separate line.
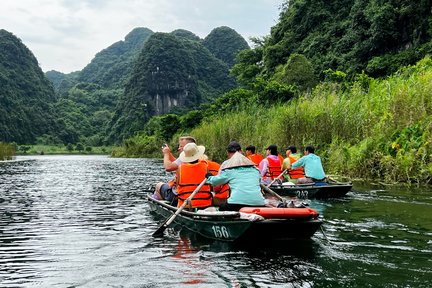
[178, 145, 205, 163]
[222, 152, 256, 170]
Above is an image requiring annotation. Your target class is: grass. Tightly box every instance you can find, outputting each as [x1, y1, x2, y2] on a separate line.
[0, 142, 15, 160]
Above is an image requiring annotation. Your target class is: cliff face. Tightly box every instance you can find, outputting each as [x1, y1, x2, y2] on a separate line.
[107, 30, 241, 142]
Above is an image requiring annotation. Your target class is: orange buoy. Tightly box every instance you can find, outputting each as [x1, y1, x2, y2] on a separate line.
[239, 207, 319, 220]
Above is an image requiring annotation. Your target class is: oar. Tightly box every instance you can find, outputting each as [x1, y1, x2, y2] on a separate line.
[266, 168, 289, 188]
[260, 183, 288, 207]
[152, 178, 207, 237]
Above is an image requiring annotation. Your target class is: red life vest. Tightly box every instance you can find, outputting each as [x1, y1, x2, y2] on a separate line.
[288, 155, 305, 179]
[206, 160, 229, 199]
[248, 153, 264, 167]
[177, 160, 212, 208]
[265, 157, 282, 180]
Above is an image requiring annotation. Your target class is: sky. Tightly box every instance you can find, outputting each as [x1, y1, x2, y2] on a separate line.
[1, 0, 282, 74]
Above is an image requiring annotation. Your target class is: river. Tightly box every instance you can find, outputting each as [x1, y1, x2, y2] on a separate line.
[0, 155, 431, 287]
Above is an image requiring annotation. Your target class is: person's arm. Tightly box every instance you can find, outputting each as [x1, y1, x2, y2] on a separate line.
[291, 156, 305, 169]
[206, 171, 230, 186]
[162, 144, 179, 172]
[259, 159, 268, 177]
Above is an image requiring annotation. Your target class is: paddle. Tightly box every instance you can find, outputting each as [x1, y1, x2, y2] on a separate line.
[152, 178, 207, 237]
[260, 183, 288, 207]
[266, 168, 289, 188]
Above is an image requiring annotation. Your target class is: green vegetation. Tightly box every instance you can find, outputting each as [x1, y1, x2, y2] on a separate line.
[107, 31, 238, 143]
[262, 0, 432, 79]
[203, 26, 250, 67]
[190, 58, 432, 184]
[17, 144, 112, 155]
[0, 142, 15, 160]
[3, 0, 432, 185]
[0, 29, 62, 144]
[117, 56, 432, 184]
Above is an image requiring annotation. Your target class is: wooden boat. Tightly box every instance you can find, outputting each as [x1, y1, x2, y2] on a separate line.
[269, 181, 353, 199]
[146, 193, 322, 242]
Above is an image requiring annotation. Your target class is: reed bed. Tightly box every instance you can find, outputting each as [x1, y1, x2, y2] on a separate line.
[0, 142, 15, 160]
[191, 57, 432, 183]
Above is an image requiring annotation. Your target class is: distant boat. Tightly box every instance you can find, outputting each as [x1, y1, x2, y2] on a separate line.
[269, 181, 353, 199]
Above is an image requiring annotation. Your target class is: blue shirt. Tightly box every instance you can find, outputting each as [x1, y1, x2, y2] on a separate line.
[206, 166, 265, 206]
[291, 153, 326, 180]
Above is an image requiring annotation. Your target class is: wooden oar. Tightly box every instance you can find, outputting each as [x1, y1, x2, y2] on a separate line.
[266, 168, 289, 188]
[260, 183, 286, 205]
[152, 178, 207, 237]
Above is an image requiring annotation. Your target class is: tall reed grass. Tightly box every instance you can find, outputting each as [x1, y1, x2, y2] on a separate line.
[0, 142, 15, 160]
[190, 57, 432, 184]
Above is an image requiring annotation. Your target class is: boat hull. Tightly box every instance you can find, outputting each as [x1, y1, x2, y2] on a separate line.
[270, 183, 353, 199]
[147, 194, 322, 242]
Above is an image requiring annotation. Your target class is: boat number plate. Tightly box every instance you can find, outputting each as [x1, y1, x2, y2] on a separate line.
[211, 225, 230, 238]
[295, 190, 309, 199]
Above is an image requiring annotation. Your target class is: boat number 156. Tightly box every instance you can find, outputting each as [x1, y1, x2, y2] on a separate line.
[211, 225, 230, 238]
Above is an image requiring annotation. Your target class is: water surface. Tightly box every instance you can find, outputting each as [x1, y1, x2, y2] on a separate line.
[0, 155, 431, 287]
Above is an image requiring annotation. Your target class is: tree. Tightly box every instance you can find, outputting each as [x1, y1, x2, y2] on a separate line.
[75, 143, 84, 152]
[273, 53, 318, 92]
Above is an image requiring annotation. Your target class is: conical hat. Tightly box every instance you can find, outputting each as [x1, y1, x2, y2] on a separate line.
[223, 152, 255, 170]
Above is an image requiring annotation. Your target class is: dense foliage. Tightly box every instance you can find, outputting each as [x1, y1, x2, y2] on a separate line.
[261, 0, 432, 79]
[0, 29, 62, 144]
[187, 58, 432, 184]
[203, 26, 250, 67]
[78, 27, 154, 89]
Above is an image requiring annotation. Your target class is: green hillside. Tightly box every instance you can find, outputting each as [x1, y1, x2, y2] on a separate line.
[203, 26, 250, 67]
[0, 29, 62, 144]
[107, 31, 238, 143]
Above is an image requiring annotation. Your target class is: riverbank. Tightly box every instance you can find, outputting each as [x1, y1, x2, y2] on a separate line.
[17, 145, 113, 155]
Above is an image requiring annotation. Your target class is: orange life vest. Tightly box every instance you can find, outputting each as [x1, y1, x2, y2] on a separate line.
[248, 153, 264, 167]
[177, 160, 212, 208]
[206, 160, 229, 199]
[288, 155, 305, 179]
[265, 157, 282, 180]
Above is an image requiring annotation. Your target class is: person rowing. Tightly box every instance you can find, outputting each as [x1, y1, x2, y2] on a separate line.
[291, 145, 326, 184]
[206, 151, 265, 211]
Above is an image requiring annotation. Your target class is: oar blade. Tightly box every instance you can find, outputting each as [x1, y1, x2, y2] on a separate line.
[152, 222, 168, 237]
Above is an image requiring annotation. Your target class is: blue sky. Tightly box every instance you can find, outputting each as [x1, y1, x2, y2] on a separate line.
[1, 0, 282, 73]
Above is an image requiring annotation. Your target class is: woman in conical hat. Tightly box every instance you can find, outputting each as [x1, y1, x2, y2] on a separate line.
[206, 152, 265, 211]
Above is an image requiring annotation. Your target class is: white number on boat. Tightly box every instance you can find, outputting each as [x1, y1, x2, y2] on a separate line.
[295, 190, 308, 199]
[211, 226, 230, 238]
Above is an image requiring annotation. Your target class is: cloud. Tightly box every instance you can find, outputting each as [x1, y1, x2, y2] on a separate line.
[0, 0, 280, 73]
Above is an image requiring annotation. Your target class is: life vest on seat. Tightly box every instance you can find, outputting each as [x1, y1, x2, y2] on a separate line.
[248, 153, 264, 167]
[264, 157, 282, 180]
[177, 160, 212, 208]
[206, 160, 229, 199]
[288, 156, 305, 179]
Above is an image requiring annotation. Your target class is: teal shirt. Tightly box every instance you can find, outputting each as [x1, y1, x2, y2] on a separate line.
[206, 166, 265, 206]
[291, 153, 326, 180]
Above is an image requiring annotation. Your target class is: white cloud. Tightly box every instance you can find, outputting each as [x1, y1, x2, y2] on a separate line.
[1, 0, 281, 73]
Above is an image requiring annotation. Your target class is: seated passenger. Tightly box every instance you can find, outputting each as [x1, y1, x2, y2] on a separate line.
[206, 152, 265, 211]
[154, 136, 196, 204]
[282, 145, 305, 183]
[245, 145, 264, 167]
[176, 143, 213, 209]
[259, 144, 282, 185]
[291, 145, 326, 184]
